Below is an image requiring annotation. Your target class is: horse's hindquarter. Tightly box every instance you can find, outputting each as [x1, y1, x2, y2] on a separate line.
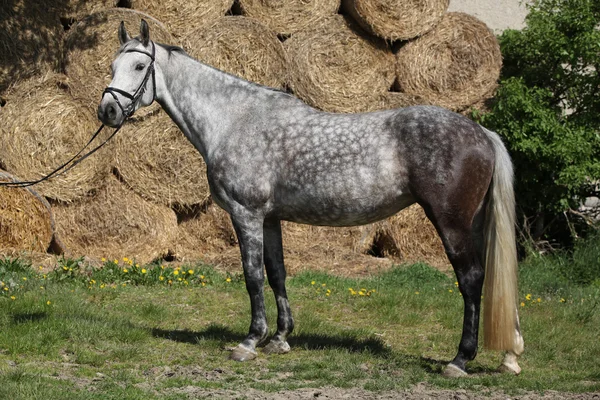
[270, 110, 415, 226]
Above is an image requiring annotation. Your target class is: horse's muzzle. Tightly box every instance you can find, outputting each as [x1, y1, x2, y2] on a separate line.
[97, 96, 124, 128]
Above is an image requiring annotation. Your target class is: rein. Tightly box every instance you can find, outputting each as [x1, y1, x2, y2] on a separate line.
[0, 42, 157, 189]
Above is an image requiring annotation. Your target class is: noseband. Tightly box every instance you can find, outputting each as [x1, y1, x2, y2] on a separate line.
[102, 41, 156, 119]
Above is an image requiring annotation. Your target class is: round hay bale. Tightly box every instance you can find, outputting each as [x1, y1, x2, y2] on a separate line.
[395, 12, 501, 111]
[0, 73, 114, 202]
[368, 92, 429, 112]
[60, 1, 120, 20]
[53, 176, 178, 264]
[184, 16, 288, 89]
[113, 110, 210, 208]
[285, 15, 395, 113]
[0, 170, 54, 253]
[174, 202, 240, 270]
[131, 0, 234, 39]
[236, 0, 340, 36]
[341, 0, 449, 41]
[0, 0, 63, 94]
[63, 8, 174, 117]
[357, 204, 448, 269]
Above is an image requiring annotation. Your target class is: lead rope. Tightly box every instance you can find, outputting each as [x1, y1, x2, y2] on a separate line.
[0, 42, 156, 189]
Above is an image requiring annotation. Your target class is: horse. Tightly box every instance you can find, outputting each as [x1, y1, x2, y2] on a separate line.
[98, 20, 524, 377]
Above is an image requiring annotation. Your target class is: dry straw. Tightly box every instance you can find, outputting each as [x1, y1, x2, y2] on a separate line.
[185, 16, 288, 89]
[236, 0, 340, 36]
[130, 0, 234, 39]
[341, 0, 449, 41]
[61, 0, 120, 20]
[63, 8, 174, 116]
[395, 12, 502, 111]
[0, 73, 114, 202]
[0, 171, 54, 253]
[53, 175, 178, 264]
[370, 92, 429, 112]
[285, 15, 395, 113]
[0, 0, 63, 94]
[113, 110, 210, 208]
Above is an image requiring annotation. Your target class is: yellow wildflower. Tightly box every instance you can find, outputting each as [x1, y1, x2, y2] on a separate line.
[62, 266, 68, 271]
[39, 266, 43, 270]
[311, 281, 316, 285]
[141, 269, 147, 274]
[159, 276, 165, 281]
[188, 269, 194, 275]
[226, 277, 232, 283]
[10, 296, 15, 300]
[168, 280, 172, 285]
[3, 287, 9, 291]
[322, 283, 326, 287]
[448, 289, 453, 293]
[455, 281, 459, 287]
[520, 302, 525, 307]
[537, 298, 542, 303]
[525, 294, 532, 301]
[46, 301, 51, 305]
[123, 268, 128, 273]
[101, 258, 106, 262]
[415, 291, 420, 295]
[100, 284, 106, 289]
[560, 298, 566, 303]
[201, 282, 206, 287]
[173, 270, 179, 276]
[22, 277, 27, 281]
[114, 259, 119, 264]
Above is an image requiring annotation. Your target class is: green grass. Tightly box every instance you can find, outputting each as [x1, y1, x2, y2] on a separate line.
[0, 255, 598, 399]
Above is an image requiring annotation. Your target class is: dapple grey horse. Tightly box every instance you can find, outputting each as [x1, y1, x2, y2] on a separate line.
[98, 20, 524, 377]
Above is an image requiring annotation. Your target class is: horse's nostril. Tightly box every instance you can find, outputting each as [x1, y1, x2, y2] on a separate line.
[107, 104, 116, 119]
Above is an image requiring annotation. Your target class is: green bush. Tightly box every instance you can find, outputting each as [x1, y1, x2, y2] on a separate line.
[475, 0, 600, 241]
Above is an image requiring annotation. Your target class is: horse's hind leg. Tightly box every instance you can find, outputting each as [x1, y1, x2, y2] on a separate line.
[499, 311, 524, 374]
[262, 218, 294, 355]
[419, 200, 487, 377]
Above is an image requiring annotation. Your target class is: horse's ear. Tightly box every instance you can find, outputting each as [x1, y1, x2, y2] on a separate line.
[140, 19, 150, 46]
[118, 21, 131, 45]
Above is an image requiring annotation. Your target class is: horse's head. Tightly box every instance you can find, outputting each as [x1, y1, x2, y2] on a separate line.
[98, 20, 156, 127]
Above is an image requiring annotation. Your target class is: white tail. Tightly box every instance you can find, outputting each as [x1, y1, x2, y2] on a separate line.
[482, 128, 518, 350]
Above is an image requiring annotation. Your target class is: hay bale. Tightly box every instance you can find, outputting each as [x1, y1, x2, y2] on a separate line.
[395, 12, 502, 111]
[0, 171, 54, 253]
[285, 15, 395, 113]
[368, 92, 429, 112]
[63, 8, 174, 117]
[0, 0, 63, 94]
[236, 0, 340, 36]
[113, 110, 210, 208]
[184, 16, 288, 89]
[174, 203, 240, 270]
[341, 0, 449, 41]
[357, 204, 448, 269]
[53, 176, 178, 264]
[0, 73, 114, 202]
[61, 0, 120, 20]
[131, 0, 234, 39]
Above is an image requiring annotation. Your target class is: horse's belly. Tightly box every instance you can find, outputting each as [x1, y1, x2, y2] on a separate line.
[276, 189, 415, 227]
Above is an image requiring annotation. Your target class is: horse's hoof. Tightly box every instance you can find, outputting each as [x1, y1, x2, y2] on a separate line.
[229, 345, 257, 362]
[442, 363, 468, 378]
[498, 362, 521, 375]
[263, 340, 291, 355]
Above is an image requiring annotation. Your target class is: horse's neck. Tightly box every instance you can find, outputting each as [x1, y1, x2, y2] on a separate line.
[156, 52, 277, 159]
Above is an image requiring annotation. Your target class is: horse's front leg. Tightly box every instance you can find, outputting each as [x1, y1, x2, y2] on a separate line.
[262, 218, 294, 355]
[229, 213, 269, 362]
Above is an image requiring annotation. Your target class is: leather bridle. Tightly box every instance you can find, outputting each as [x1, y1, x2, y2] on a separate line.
[102, 41, 157, 118]
[0, 41, 157, 188]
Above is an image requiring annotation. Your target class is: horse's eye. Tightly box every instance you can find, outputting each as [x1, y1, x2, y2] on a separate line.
[135, 64, 145, 71]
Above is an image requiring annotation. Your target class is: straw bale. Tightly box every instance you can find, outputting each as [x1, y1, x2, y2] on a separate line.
[285, 15, 395, 113]
[341, 0, 449, 41]
[357, 204, 448, 269]
[130, 0, 234, 39]
[0, 0, 63, 94]
[184, 16, 288, 89]
[368, 92, 429, 112]
[63, 8, 174, 117]
[53, 176, 178, 264]
[113, 110, 210, 208]
[236, 0, 340, 36]
[0, 171, 54, 253]
[0, 73, 114, 202]
[174, 203, 240, 271]
[395, 12, 501, 111]
[61, 1, 120, 20]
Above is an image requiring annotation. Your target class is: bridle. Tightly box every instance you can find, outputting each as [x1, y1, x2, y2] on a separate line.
[103, 41, 157, 118]
[1, 41, 157, 188]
